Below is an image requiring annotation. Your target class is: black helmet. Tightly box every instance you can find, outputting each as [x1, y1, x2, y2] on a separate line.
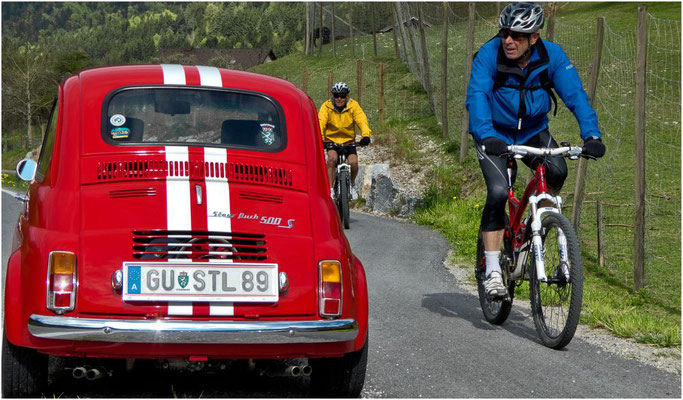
[499, 2, 544, 33]
[331, 82, 350, 95]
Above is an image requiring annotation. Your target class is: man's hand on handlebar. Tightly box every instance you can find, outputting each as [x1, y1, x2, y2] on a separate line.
[582, 137, 606, 159]
[481, 137, 508, 156]
[359, 137, 371, 147]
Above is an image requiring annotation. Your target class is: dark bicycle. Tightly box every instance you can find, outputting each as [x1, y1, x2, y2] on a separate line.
[475, 143, 593, 349]
[326, 142, 357, 229]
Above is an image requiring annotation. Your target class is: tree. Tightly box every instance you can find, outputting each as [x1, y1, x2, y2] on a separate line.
[2, 39, 54, 148]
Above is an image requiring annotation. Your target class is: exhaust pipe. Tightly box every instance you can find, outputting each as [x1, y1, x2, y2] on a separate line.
[264, 364, 303, 377]
[287, 365, 302, 377]
[85, 367, 105, 381]
[72, 367, 87, 379]
[302, 365, 312, 377]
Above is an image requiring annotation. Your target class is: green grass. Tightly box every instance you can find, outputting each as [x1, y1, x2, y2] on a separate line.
[251, 3, 680, 347]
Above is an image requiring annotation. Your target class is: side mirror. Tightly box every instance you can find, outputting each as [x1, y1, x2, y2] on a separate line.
[16, 159, 37, 182]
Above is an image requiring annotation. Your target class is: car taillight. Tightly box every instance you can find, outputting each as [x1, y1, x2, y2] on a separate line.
[319, 260, 342, 318]
[46, 251, 77, 314]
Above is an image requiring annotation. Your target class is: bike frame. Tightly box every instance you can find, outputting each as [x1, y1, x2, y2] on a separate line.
[504, 156, 567, 283]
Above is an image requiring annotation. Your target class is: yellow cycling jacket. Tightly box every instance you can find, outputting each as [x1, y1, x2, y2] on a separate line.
[318, 98, 372, 144]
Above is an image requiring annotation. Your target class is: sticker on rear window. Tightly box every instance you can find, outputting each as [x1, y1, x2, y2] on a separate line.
[110, 114, 126, 127]
[260, 123, 276, 146]
[111, 127, 130, 139]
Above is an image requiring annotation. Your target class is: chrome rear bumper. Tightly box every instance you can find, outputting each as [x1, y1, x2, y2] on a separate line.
[28, 314, 358, 344]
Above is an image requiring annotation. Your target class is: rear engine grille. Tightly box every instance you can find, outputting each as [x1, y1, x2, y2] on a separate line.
[97, 159, 293, 188]
[110, 188, 157, 199]
[133, 230, 267, 261]
[239, 190, 284, 204]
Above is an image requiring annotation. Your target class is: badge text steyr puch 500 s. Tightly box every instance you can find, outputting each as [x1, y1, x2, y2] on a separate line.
[210, 211, 294, 229]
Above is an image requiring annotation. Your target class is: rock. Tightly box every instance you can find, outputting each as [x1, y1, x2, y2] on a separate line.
[397, 194, 424, 217]
[354, 165, 366, 199]
[365, 164, 398, 214]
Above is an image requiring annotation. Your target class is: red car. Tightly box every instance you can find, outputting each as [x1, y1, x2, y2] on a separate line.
[3, 65, 368, 397]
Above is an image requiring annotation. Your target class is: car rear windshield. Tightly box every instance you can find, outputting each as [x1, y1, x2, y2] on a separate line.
[104, 87, 285, 151]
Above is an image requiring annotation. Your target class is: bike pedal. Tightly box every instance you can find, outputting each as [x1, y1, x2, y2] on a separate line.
[486, 291, 509, 302]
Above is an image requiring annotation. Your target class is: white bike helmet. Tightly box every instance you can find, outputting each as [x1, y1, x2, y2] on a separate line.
[499, 2, 544, 33]
[331, 82, 350, 95]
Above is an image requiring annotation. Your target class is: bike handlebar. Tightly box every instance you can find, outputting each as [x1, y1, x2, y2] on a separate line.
[481, 144, 593, 160]
[325, 141, 358, 150]
[506, 145, 583, 158]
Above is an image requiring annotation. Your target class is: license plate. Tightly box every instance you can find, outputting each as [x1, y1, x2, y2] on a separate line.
[122, 262, 278, 302]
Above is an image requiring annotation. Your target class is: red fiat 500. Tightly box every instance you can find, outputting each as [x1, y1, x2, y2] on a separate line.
[3, 65, 368, 397]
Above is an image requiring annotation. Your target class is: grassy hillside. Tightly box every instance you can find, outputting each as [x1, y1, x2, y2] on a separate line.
[252, 2, 681, 348]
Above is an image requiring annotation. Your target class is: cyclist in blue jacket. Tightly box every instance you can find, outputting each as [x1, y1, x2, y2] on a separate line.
[466, 2, 606, 298]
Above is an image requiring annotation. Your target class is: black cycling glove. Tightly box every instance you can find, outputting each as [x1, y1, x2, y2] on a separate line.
[481, 137, 508, 156]
[582, 137, 606, 158]
[359, 137, 371, 147]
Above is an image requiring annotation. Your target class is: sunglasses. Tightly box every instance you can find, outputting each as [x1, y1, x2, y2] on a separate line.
[498, 29, 529, 41]
[333, 93, 348, 98]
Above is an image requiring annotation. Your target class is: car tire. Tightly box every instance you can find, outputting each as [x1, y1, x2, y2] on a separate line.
[2, 333, 48, 398]
[310, 333, 368, 398]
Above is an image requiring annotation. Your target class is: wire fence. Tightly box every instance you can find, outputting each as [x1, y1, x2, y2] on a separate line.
[300, 2, 680, 290]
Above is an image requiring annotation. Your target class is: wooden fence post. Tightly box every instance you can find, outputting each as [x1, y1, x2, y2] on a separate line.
[634, 4, 648, 290]
[319, 2, 324, 55]
[349, 12, 355, 58]
[418, 4, 436, 113]
[395, 3, 411, 65]
[572, 16, 605, 231]
[460, 2, 475, 162]
[546, 2, 557, 42]
[372, 4, 378, 58]
[597, 200, 605, 268]
[406, 5, 423, 81]
[356, 60, 363, 107]
[441, 2, 449, 139]
[305, 3, 311, 55]
[331, 3, 336, 57]
[379, 63, 385, 123]
[391, 3, 400, 59]
[302, 67, 309, 94]
[328, 71, 334, 93]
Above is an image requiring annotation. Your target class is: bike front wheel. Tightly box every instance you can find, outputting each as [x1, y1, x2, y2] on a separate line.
[338, 170, 350, 229]
[529, 213, 583, 349]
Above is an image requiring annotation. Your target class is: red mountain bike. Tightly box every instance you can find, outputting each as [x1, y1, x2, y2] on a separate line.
[475, 144, 588, 349]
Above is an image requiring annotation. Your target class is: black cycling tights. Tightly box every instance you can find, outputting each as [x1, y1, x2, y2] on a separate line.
[477, 131, 568, 232]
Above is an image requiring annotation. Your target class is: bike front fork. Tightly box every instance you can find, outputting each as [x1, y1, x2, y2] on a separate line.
[528, 194, 570, 282]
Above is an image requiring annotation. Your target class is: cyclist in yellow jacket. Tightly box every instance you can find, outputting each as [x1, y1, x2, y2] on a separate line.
[319, 82, 372, 198]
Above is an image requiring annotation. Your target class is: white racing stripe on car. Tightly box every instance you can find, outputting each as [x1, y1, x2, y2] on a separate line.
[165, 146, 191, 231]
[209, 303, 235, 316]
[197, 66, 223, 87]
[204, 147, 235, 316]
[167, 302, 193, 316]
[161, 64, 186, 85]
[165, 146, 192, 316]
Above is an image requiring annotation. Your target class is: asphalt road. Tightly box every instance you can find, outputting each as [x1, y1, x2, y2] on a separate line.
[2, 193, 680, 397]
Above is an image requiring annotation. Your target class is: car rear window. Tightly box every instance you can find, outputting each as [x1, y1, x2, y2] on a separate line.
[104, 88, 285, 151]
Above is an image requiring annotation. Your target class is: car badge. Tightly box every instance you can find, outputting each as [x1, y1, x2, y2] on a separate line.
[178, 271, 189, 289]
[259, 123, 276, 146]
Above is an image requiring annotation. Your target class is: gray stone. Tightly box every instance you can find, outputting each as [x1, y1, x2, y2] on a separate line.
[354, 165, 366, 199]
[366, 164, 399, 214]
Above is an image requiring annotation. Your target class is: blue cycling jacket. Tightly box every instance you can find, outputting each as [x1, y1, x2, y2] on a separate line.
[466, 38, 601, 145]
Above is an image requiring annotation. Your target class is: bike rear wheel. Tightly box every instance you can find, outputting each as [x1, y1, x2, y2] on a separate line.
[475, 218, 514, 325]
[338, 170, 350, 229]
[529, 213, 583, 349]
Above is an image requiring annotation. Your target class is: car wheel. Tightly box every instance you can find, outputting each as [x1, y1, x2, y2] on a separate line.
[2, 333, 48, 398]
[310, 333, 368, 398]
